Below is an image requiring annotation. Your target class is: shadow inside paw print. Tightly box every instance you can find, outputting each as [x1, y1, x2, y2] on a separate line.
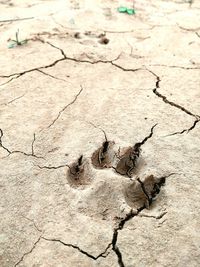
[124, 175, 166, 209]
[91, 141, 115, 169]
[67, 155, 92, 188]
[115, 143, 141, 177]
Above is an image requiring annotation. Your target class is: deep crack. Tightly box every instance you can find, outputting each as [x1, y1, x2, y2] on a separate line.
[112, 207, 145, 267]
[148, 68, 199, 119]
[111, 173, 174, 266]
[0, 41, 149, 88]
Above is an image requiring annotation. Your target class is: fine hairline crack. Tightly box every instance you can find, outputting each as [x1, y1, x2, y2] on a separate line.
[47, 85, 83, 128]
[42, 237, 111, 260]
[0, 129, 43, 159]
[0, 93, 26, 106]
[14, 235, 42, 267]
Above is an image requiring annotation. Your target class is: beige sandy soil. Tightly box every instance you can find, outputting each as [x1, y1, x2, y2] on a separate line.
[0, 0, 200, 266]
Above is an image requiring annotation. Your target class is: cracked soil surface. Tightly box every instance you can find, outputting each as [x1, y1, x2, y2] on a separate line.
[0, 0, 200, 266]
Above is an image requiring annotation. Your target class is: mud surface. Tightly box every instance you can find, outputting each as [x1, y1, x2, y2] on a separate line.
[0, 0, 200, 266]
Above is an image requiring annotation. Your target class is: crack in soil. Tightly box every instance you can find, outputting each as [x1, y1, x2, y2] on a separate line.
[37, 164, 68, 170]
[112, 206, 145, 267]
[47, 85, 83, 128]
[149, 64, 200, 70]
[0, 93, 25, 106]
[14, 235, 42, 267]
[0, 129, 43, 159]
[153, 87, 199, 118]
[177, 24, 200, 32]
[0, 41, 152, 89]
[42, 236, 111, 261]
[113, 123, 157, 177]
[36, 69, 69, 82]
[148, 68, 200, 135]
[111, 172, 174, 266]
[46, 41, 67, 58]
[0, 128, 11, 154]
[165, 118, 200, 136]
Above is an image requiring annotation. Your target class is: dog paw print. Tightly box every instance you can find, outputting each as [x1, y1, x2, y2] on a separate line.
[73, 31, 110, 45]
[63, 123, 171, 224]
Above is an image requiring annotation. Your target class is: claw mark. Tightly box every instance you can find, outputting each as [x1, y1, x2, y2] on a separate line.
[74, 155, 83, 174]
[89, 122, 115, 169]
[47, 85, 83, 128]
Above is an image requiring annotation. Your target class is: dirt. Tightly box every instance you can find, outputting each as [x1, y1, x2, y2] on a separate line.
[0, 0, 200, 266]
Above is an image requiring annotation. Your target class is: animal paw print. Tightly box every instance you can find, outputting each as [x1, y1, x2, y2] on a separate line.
[70, 0, 80, 10]
[65, 123, 168, 215]
[73, 31, 110, 45]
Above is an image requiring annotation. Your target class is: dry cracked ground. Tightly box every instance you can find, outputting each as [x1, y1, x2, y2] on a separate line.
[0, 0, 200, 266]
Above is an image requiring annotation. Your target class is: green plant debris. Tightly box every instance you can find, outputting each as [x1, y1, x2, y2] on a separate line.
[117, 6, 135, 15]
[8, 29, 28, 48]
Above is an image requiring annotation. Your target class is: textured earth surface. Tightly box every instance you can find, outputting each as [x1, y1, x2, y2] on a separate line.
[0, 0, 200, 266]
